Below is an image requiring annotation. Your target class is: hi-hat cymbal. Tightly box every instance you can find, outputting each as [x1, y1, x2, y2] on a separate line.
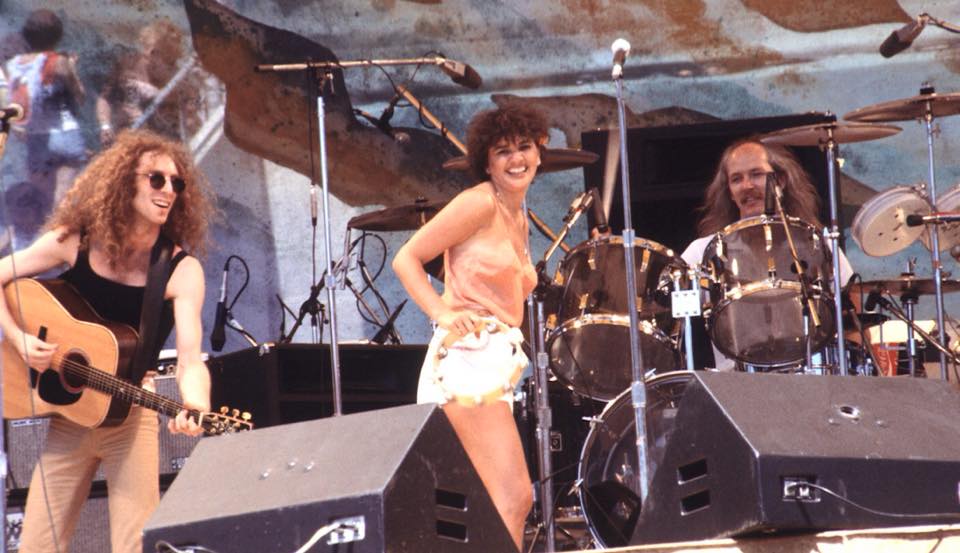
[844, 92, 960, 123]
[442, 147, 600, 174]
[347, 198, 449, 232]
[760, 122, 901, 146]
[849, 276, 960, 297]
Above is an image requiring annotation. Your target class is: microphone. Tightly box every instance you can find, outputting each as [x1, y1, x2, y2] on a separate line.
[588, 188, 609, 233]
[879, 16, 927, 58]
[210, 259, 229, 352]
[563, 191, 592, 224]
[353, 107, 410, 144]
[764, 173, 776, 216]
[0, 104, 24, 122]
[864, 289, 883, 312]
[438, 58, 482, 89]
[371, 300, 407, 345]
[611, 38, 630, 79]
[905, 212, 960, 226]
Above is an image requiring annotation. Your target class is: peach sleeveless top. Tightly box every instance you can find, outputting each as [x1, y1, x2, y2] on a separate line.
[441, 187, 537, 327]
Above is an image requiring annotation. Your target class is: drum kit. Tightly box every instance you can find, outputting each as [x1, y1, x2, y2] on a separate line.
[346, 87, 960, 549]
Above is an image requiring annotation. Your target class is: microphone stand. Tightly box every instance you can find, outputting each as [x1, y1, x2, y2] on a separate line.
[770, 182, 824, 371]
[613, 64, 651, 505]
[0, 109, 13, 553]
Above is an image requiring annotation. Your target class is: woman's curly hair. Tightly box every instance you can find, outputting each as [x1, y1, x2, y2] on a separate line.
[697, 138, 822, 236]
[45, 129, 216, 267]
[465, 104, 549, 182]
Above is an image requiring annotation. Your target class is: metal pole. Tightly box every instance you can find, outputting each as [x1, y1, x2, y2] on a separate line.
[923, 109, 949, 380]
[824, 138, 848, 375]
[316, 91, 344, 416]
[614, 74, 650, 504]
[530, 296, 556, 551]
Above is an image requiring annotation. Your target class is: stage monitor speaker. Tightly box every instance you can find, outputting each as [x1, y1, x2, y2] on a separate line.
[630, 372, 960, 545]
[143, 403, 515, 553]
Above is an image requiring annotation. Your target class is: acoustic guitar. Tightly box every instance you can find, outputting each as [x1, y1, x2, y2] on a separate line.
[2, 278, 251, 435]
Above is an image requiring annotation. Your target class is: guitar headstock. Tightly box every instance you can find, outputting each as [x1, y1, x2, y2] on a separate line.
[200, 406, 254, 435]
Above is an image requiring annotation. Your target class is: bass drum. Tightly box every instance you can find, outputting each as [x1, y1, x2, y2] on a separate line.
[577, 371, 692, 548]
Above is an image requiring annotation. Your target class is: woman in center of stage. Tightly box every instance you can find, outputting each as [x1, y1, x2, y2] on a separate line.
[392, 105, 545, 550]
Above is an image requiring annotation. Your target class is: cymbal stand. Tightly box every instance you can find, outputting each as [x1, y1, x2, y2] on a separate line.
[919, 87, 949, 379]
[874, 294, 960, 366]
[613, 62, 651, 505]
[818, 130, 848, 375]
[0, 109, 14, 552]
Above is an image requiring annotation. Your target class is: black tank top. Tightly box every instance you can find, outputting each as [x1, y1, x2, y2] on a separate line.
[59, 248, 188, 358]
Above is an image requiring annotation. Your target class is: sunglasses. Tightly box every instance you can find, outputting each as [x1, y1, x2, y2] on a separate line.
[141, 172, 186, 194]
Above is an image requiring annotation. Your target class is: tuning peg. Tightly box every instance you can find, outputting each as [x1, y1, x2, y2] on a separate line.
[232, 408, 240, 418]
[242, 412, 252, 421]
[219, 406, 229, 414]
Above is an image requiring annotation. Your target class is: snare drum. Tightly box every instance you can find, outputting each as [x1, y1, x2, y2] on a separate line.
[703, 215, 834, 366]
[851, 184, 929, 257]
[547, 236, 684, 400]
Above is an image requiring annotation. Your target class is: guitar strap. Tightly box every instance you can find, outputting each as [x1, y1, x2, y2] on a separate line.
[129, 234, 174, 385]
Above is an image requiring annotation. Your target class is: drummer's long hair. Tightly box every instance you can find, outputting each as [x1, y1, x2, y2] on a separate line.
[697, 139, 822, 236]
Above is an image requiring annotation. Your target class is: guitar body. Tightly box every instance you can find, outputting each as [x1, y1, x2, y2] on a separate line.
[3, 278, 139, 427]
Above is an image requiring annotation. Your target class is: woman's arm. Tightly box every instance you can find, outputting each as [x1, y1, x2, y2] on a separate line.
[392, 186, 495, 335]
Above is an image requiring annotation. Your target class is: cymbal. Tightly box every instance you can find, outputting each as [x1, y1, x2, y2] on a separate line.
[760, 122, 901, 147]
[844, 92, 960, 123]
[849, 276, 960, 297]
[442, 148, 600, 174]
[347, 198, 449, 232]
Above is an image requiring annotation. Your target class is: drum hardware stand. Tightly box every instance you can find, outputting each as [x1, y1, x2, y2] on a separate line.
[525, 195, 592, 552]
[611, 40, 652, 505]
[918, 85, 950, 379]
[670, 267, 701, 372]
[902, 259, 920, 377]
[814, 126, 849, 375]
[872, 293, 960, 366]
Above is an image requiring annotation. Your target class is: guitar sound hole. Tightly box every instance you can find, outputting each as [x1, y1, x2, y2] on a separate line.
[61, 351, 91, 390]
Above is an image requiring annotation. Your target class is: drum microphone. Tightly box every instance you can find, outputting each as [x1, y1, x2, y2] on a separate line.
[905, 212, 960, 226]
[879, 15, 928, 58]
[438, 58, 483, 89]
[588, 188, 609, 233]
[864, 289, 884, 312]
[563, 191, 593, 224]
[764, 174, 776, 216]
[611, 38, 630, 79]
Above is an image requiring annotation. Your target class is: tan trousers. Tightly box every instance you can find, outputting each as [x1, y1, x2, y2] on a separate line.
[20, 407, 160, 553]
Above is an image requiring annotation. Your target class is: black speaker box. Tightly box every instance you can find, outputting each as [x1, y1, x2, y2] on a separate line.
[208, 343, 424, 428]
[5, 375, 202, 491]
[142, 403, 515, 553]
[630, 372, 960, 545]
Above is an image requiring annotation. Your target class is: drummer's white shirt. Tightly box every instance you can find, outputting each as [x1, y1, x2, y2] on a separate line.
[681, 234, 854, 370]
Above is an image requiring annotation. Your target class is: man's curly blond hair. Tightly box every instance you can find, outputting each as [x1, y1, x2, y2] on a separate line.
[45, 129, 216, 266]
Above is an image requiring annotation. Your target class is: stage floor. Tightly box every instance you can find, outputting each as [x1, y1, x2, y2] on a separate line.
[527, 522, 960, 552]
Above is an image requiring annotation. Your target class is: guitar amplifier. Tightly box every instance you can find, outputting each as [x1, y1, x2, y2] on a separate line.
[5, 374, 203, 491]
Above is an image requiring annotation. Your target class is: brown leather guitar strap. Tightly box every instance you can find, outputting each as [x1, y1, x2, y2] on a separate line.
[129, 234, 174, 385]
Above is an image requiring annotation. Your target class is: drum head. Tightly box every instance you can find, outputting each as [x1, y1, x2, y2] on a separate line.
[851, 185, 929, 257]
[578, 371, 692, 548]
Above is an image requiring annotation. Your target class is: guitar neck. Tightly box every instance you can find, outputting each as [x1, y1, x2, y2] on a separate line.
[60, 357, 190, 419]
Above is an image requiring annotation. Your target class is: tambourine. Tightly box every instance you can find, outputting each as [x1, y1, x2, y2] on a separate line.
[431, 319, 528, 407]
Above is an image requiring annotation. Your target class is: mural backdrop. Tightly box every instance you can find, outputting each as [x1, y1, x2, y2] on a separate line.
[1, 0, 960, 356]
